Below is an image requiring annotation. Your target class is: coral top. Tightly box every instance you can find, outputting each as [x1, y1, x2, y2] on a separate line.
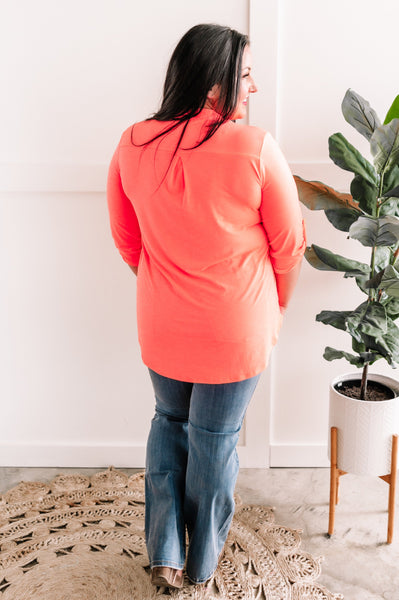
[107, 109, 305, 383]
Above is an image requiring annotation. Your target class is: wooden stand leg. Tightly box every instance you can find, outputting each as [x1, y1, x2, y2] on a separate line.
[387, 435, 398, 544]
[328, 427, 338, 536]
[328, 427, 347, 537]
[380, 434, 398, 544]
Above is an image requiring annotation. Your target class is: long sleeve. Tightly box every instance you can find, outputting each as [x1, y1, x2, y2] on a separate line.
[107, 144, 142, 266]
[259, 133, 306, 274]
[106, 112, 303, 382]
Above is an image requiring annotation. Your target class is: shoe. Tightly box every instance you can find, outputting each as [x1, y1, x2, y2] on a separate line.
[151, 566, 184, 589]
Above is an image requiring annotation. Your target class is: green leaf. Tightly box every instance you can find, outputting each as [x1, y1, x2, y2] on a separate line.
[380, 167, 399, 217]
[383, 296, 399, 320]
[294, 176, 360, 211]
[323, 346, 365, 367]
[316, 310, 351, 330]
[350, 175, 378, 216]
[365, 270, 384, 290]
[379, 198, 399, 217]
[325, 208, 361, 232]
[384, 95, 399, 125]
[382, 184, 399, 199]
[323, 346, 383, 366]
[374, 246, 391, 271]
[341, 89, 381, 141]
[345, 302, 387, 343]
[305, 244, 370, 276]
[370, 119, 399, 175]
[348, 215, 399, 247]
[363, 247, 391, 291]
[362, 334, 392, 362]
[329, 133, 378, 185]
[352, 337, 366, 353]
[380, 265, 399, 298]
[383, 165, 399, 196]
[351, 337, 385, 365]
[360, 352, 384, 365]
[382, 317, 399, 362]
[363, 317, 399, 365]
[354, 274, 370, 294]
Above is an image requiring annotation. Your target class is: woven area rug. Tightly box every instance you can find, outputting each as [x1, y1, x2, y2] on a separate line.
[0, 467, 343, 599]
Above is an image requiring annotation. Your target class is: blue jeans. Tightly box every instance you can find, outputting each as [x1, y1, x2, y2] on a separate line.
[145, 369, 260, 584]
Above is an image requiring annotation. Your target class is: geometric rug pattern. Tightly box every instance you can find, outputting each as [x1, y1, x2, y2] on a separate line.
[0, 467, 343, 599]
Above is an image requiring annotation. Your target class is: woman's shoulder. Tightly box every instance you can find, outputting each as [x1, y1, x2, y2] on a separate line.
[117, 119, 162, 147]
[115, 115, 269, 155]
[217, 121, 268, 156]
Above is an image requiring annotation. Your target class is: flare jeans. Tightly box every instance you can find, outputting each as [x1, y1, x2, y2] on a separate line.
[145, 368, 260, 584]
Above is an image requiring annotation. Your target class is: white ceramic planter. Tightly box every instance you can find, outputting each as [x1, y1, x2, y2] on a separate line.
[328, 372, 399, 476]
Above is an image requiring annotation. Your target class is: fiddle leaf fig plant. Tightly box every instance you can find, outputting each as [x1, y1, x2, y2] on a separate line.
[295, 89, 399, 399]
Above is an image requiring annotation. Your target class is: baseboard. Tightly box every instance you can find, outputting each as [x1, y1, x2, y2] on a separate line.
[0, 444, 267, 469]
[0, 443, 330, 469]
[270, 444, 330, 468]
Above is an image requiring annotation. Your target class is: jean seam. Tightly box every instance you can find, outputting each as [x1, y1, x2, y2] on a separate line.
[217, 505, 234, 536]
[188, 419, 241, 436]
[155, 407, 189, 421]
[187, 569, 216, 585]
[151, 559, 185, 569]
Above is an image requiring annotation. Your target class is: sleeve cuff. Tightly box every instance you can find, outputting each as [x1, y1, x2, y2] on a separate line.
[120, 248, 142, 267]
[271, 220, 307, 274]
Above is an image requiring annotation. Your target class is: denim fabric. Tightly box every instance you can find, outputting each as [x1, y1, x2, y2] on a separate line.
[145, 369, 261, 584]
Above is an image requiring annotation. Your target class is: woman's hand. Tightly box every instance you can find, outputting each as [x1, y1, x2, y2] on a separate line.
[274, 261, 302, 312]
[128, 264, 138, 276]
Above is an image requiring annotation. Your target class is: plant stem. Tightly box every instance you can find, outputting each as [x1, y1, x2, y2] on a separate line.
[369, 174, 385, 288]
[362, 175, 385, 399]
[370, 249, 376, 292]
[360, 362, 368, 400]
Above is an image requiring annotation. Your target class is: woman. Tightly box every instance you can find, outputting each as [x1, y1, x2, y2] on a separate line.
[107, 23, 305, 589]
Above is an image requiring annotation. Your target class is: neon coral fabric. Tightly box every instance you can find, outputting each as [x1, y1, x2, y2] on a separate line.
[107, 109, 305, 383]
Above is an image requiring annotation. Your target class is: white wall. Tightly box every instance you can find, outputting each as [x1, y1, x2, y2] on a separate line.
[267, 0, 399, 465]
[0, 0, 251, 468]
[1, 0, 398, 468]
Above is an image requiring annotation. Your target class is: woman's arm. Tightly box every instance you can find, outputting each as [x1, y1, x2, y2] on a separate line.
[107, 145, 142, 269]
[259, 133, 306, 311]
[274, 261, 302, 313]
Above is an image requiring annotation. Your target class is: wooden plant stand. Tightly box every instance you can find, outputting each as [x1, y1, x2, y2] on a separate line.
[328, 426, 398, 544]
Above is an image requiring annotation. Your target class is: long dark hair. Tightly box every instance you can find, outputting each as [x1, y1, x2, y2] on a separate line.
[132, 24, 248, 151]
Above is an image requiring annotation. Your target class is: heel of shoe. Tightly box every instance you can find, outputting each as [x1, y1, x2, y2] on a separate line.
[151, 567, 184, 589]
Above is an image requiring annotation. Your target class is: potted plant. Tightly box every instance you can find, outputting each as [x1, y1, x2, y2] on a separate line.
[295, 89, 399, 480]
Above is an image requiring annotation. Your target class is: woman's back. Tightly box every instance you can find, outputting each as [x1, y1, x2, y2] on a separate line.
[121, 109, 266, 274]
[108, 108, 304, 383]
